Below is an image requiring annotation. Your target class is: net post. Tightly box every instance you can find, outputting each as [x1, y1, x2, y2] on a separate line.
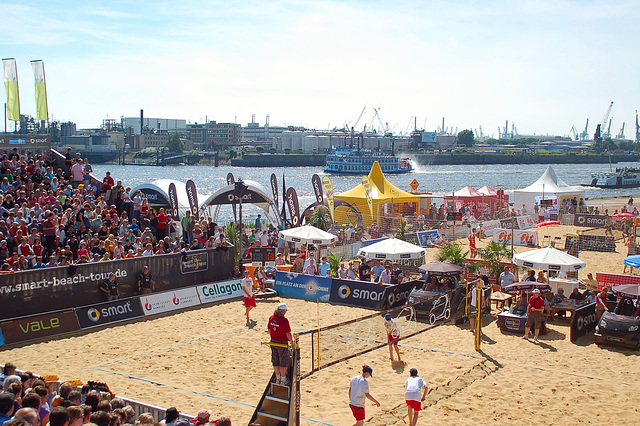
[475, 279, 482, 351]
[292, 333, 301, 425]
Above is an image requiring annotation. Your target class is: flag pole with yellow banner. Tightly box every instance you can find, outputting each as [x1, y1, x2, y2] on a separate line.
[322, 176, 335, 221]
[30, 60, 48, 122]
[2, 58, 20, 121]
[362, 175, 374, 223]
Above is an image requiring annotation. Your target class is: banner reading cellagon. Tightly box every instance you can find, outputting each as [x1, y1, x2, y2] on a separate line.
[286, 187, 301, 227]
[492, 228, 537, 246]
[311, 174, 323, 205]
[271, 173, 279, 208]
[30, 60, 48, 121]
[322, 176, 335, 221]
[185, 179, 199, 219]
[2, 58, 20, 121]
[168, 182, 179, 220]
[361, 176, 374, 218]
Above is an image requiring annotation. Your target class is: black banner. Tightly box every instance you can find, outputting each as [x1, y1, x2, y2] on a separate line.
[209, 189, 269, 205]
[168, 182, 179, 220]
[500, 218, 520, 230]
[570, 302, 597, 342]
[574, 214, 607, 228]
[311, 174, 323, 205]
[226, 172, 235, 186]
[379, 280, 422, 310]
[186, 179, 199, 219]
[227, 173, 237, 222]
[579, 234, 616, 252]
[329, 278, 386, 309]
[0, 248, 235, 321]
[270, 173, 278, 209]
[286, 187, 301, 227]
[75, 297, 144, 329]
[0, 309, 79, 345]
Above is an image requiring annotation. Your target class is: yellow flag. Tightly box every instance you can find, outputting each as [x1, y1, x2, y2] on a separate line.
[322, 175, 335, 221]
[362, 175, 374, 219]
[31, 60, 48, 121]
[2, 58, 20, 121]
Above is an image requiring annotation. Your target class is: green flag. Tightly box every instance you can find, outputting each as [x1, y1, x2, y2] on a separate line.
[2, 58, 20, 121]
[31, 60, 48, 121]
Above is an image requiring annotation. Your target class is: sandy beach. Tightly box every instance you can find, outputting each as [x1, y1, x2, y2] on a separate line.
[3, 222, 640, 425]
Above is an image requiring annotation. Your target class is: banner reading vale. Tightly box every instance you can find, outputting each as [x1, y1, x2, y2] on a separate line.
[273, 271, 331, 301]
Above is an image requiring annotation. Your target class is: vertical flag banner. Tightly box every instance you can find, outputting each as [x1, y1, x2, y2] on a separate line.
[270, 173, 279, 208]
[362, 175, 374, 219]
[311, 174, 324, 205]
[30, 60, 48, 121]
[2, 58, 20, 121]
[168, 183, 179, 220]
[226, 173, 236, 222]
[281, 173, 287, 224]
[185, 180, 199, 219]
[286, 187, 301, 227]
[322, 175, 335, 221]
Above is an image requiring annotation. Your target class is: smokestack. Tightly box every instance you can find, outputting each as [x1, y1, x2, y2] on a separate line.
[140, 109, 144, 135]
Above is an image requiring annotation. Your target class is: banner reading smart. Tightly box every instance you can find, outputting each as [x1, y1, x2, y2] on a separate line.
[197, 279, 244, 304]
[141, 287, 200, 316]
[329, 278, 386, 309]
[75, 297, 144, 329]
[273, 271, 332, 301]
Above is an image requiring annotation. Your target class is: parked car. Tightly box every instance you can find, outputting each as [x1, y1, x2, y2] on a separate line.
[594, 311, 640, 350]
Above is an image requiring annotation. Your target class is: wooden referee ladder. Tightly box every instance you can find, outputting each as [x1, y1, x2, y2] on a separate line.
[249, 337, 301, 426]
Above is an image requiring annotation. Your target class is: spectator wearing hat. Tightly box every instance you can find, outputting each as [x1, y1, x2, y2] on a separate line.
[241, 270, 256, 324]
[384, 313, 401, 362]
[138, 266, 154, 294]
[268, 303, 293, 385]
[189, 410, 210, 426]
[349, 365, 380, 426]
[404, 368, 427, 426]
[523, 289, 545, 342]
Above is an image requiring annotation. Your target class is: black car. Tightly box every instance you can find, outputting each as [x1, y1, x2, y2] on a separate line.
[594, 311, 640, 350]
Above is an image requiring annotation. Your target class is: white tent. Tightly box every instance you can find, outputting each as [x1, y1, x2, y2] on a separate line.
[512, 246, 586, 272]
[279, 225, 337, 245]
[357, 237, 426, 261]
[513, 166, 584, 214]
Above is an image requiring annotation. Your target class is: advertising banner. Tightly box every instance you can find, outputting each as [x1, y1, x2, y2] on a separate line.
[499, 218, 520, 230]
[322, 176, 335, 221]
[0, 309, 79, 345]
[516, 215, 536, 230]
[574, 214, 607, 228]
[185, 179, 199, 218]
[197, 279, 244, 304]
[168, 182, 179, 220]
[311, 174, 323, 205]
[416, 230, 440, 247]
[361, 237, 389, 247]
[141, 287, 201, 316]
[75, 297, 144, 329]
[270, 173, 278, 208]
[286, 187, 301, 227]
[273, 271, 332, 302]
[479, 220, 501, 236]
[329, 278, 387, 309]
[570, 302, 597, 342]
[379, 280, 422, 310]
[492, 228, 538, 247]
[595, 272, 640, 291]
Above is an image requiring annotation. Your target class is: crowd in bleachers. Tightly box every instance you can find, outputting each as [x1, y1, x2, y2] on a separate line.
[0, 363, 233, 426]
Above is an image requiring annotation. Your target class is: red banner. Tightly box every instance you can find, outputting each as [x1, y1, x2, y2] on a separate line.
[595, 272, 640, 291]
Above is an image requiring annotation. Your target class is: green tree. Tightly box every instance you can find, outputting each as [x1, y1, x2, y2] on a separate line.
[327, 252, 348, 276]
[457, 129, 475, 147]
[476, 241, 513, 281]
[438, 243, 468, 266]
[225, 222, 241, 266]
[393, 218, 410, 242]
[310, 205, 331, 231]
[256, 146, 264, 153]
[165, 133, 184, 153]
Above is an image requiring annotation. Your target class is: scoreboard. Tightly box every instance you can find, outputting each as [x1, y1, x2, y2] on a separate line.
[252, 247, 276, 267]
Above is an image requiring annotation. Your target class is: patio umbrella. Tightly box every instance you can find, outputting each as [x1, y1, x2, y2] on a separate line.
[279, 224, 337, 245]
[504, 281, 552, 295]
[513, 246, 586, 272]
[532, 220, 561, 228]
[613, 284, 640, 299]
[613, 212, 635, 218]
[623, 255, 640, 268]
[418, 262, 464, 276]
[357, 237, 426, 261]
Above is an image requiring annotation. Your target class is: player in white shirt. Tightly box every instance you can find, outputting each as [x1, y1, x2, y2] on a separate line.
[404, 368, 428, 426]
[349, 365, 380, 426]
[384, 313, 401, 362]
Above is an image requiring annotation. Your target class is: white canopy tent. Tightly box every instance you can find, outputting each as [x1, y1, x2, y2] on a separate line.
[130, 179, 191, 214]
[512, 246, 586, 272]
[513, 166, 584, 214]
[357, 237, 426, 261]
[279, 225, 337, 245]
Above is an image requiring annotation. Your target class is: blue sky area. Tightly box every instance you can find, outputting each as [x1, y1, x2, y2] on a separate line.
[2, 0, 639, 138]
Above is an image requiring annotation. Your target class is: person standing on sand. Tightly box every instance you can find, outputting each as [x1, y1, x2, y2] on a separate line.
[468, 228, 477, 258]
[523, 288, 545, 342]
[384, 313, 401, 362]
[268, 303, 293, 385]
[242, 270, 256, 324]
[349, 365, 380, 426]
[404, 368, 427, 426]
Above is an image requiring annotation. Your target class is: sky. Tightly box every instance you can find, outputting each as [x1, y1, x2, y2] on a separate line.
[2, 0, 640, 138]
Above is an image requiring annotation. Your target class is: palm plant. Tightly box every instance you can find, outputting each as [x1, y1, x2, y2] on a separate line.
[437, 243, 468, 266]
[476, 241, 513, 281]
[327, 252, 348, 276]
[393, 218, 410, 241]
[310, 205, 331, 231]
[225, 222, 241, 266]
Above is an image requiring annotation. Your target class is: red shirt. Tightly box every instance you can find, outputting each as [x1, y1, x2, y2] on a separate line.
[528, 295, 545, 312]
[157, 213, 168, 230]
[268, 314, 291, 343]
[102, 175, 114, 190]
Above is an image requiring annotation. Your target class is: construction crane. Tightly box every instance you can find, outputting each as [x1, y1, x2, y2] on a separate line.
[352, 106, 367, 132]
[600, 101, 614, 138]
[616, 122, 625, 139]
[580, 119, 589, 140]
[570, 125, 578, 140]
[605, 117, 613, 138]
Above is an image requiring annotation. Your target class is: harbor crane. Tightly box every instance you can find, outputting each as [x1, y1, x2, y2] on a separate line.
[570, 125, 578, 140]
[579, 119, 589, 141]
[352, 106, 367, 132]
[636, 110, 640, 143]
[600, 101, 614, 138]
[616, 122, 625, 139]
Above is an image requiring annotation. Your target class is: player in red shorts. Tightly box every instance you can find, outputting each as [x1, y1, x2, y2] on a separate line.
[241, 270, 256, 324]
[405, 368, 427, 426]
[349, 365, 380, 426]
[384, 313, 401, 362]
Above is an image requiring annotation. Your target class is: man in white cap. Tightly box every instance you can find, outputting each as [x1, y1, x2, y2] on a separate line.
[404, 368, 427, 426]
[523, 288, 545, 342]
[268, 303, 293, 385]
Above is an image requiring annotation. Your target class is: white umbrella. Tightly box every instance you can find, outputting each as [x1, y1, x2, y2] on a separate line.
[512, 246, 585, 272]
[357, 237, 426, 261]
[279, 224, 337, 245]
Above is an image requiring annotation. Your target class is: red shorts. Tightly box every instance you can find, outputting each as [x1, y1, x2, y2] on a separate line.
[387, 334, 398, 346]
[406, 399, 421, 411]
[244, 296, 256, 308]
[349, 404, 365, 421]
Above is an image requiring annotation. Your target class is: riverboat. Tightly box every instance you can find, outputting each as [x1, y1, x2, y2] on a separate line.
[323, 148, 412, 175]
[584, 167, 640, 188]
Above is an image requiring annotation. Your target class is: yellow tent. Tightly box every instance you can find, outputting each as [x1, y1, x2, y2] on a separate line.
[334, 161, 420, 228]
